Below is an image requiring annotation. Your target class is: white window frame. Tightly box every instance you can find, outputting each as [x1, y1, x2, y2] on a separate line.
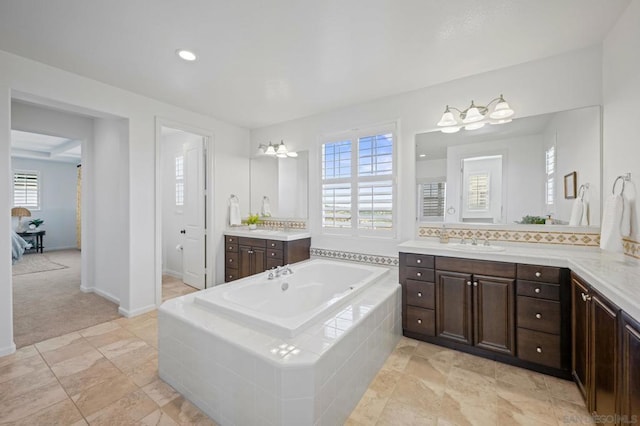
[417, 178, 446, 222]
[319, 123, 397, 238]
[175, 155, 185, 208]
[13, 169, 41, 211]
[545, 145, 556, 209]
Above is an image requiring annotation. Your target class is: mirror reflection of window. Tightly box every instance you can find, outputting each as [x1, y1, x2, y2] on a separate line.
[545, 145, 555, 210]
[461, 155, 502, 223]
[175, 155, 184, 207]
[418, 181, 446, 221]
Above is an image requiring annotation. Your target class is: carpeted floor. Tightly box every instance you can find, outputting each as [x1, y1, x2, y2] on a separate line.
[12, 249, 121, 348]
[12, 253, 69, 275]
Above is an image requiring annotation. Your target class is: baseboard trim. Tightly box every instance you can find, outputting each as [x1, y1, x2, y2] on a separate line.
[0, 342, 17, 357]
[80, 286, 120, 305]
[118, 304, 156, 318]
[162, 269, 183, 280]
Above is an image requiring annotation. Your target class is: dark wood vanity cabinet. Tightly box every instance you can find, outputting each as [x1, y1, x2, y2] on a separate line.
[224, 235, 310, 282]
[620, 312, 640, 423]
[399, 253, 436, 337]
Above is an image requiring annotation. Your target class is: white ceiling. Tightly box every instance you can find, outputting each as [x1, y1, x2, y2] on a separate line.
[11, 130, 81, 163]
[0, 0, 629, 129]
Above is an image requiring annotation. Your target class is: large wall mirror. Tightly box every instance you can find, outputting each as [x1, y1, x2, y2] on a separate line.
[250, 151, 308, 219]
[415, 106, 601, 228]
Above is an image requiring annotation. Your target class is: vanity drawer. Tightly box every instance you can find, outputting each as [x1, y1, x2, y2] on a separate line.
[267, 249, 283, 260]
[266, 258, 283, 270]
[405, 280, 435, 309]
[517, 280, 560, 301]
[402, 253, 435, 268]
[405, 306, 435, 336]
[517, 264, 562, 284]
[517, 327, 561, 369]
[436, 257, 516, 278]
[238, 237, 267, 248]
[517, 296, 561, 335]
[226, 252, 239, 267]
[225, 235, 237, 244]
[404, 267, 435, 282]
[225, 267, 239, 282]
[266, 240, 283, 250]
[226, 243, 238, 253]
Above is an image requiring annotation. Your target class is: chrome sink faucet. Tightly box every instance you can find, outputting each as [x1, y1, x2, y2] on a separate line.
[471, 237, 478, 246]
[267, 265, 293, 280]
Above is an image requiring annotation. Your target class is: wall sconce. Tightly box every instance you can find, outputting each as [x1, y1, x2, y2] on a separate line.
[437, 95, 515, 133]
[257, 140, 298, 158]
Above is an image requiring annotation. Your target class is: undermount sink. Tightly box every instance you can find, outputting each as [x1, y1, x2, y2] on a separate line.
[446, 243, 506, 252]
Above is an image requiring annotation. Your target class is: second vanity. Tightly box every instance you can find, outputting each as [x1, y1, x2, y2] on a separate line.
[399, 240, 640, 423]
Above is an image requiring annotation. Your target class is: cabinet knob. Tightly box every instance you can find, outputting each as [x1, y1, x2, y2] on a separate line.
[473, 282, 478, 287]
[416, 272, 422, 277]
[536, 346, 543, 353]
[271, 253, 276, 256]
[229, 246, 233, 250]
[229, 259, 233, 263]
[271, 243, 276, 247]
[417, 319, 422, 324]
[535, 271, 542, 278]
[581, 292, 592, 302]
[417, 292, 422, 297]
[534, 288, 541, 294]
[467, 281, 472, 286]
[416, 259, 422, 264]
[535, 313, 542, 319]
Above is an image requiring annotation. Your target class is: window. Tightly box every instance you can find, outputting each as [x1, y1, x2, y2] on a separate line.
[13, 170, 40, 210]
[175, 155, 184, 206]
[545, 146, 555, 206]
[418, 181, 446, 221]
[321, 126, 395, 235]
[467, 173, 490, 211]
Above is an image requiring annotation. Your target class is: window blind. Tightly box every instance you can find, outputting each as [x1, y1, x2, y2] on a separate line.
[13, 170, 40, 209]
[467, 174, 489, 210]
[421, 182, 446, 219]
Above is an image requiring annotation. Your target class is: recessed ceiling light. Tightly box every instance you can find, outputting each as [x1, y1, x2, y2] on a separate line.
[176, 49, 197, 61]
[419, 154, 427, 158]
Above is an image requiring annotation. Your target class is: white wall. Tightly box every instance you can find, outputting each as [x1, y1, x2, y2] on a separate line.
[0, 49, 250, 355]
[250, 156, 279, 217]
[12, 100, 94, 141]
[416, 159, 446, 181]
[250, 46, 603, 256]
[10, 158, 78, 250]
[603, 1, 640, 243]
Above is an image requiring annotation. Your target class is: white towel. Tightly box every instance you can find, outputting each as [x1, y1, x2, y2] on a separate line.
[581, 201, 589, 226]
[261, 197, 272, 217]
[229, 199, 241, 226]
[569, 198, 584, 226]
[599, 194, 630, 252]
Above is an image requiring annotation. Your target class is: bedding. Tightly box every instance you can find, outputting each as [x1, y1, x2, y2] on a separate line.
[11, 230, 29, 264]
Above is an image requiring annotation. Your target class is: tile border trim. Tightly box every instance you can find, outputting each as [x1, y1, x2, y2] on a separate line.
[623, 238, 640, 259]
[310, 248, 399, 266]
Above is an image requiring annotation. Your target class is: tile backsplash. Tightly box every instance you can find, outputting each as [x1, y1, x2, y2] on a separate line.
[623, 238, 640, 259]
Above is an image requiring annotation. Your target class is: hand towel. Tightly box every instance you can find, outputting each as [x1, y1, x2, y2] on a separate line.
[580, 201, 589, 226]
[569, 198, 584, 226]
[599, 194, 630, 252]
[229, 198, 241, 226]
[261, 197, 272, 217]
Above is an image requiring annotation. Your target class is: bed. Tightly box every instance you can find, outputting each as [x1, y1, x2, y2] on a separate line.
[12, 230, 30, 264]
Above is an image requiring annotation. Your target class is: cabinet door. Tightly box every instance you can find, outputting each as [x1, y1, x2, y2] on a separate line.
[590, 293, 618, 423]
[239, 246, 252, 278]
[252, 247, 266, 275]
[572, 275, 590, 402]
[436, 271, 473, 345]
[474, 275, 515, 355]
[620, 312, 640, 424]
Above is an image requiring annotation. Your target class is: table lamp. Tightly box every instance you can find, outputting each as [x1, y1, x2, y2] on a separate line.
[11, 207, 31, 232]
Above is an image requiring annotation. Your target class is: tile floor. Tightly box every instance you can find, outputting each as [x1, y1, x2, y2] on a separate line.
[1, 278, 592, 425]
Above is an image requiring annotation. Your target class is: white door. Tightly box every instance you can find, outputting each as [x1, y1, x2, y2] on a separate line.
[182, 138, 206, 289]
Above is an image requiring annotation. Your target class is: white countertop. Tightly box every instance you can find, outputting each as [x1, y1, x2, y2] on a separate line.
[398, 240, 640, 323]
[225, 227, 311, 241]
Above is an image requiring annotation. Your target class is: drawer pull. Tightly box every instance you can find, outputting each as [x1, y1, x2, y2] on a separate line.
[417, 319, 422, 324]
[535, 313, 542, 319]
[417, 292, 422, 297]
[416, 272, 422, 277]
[536, 346, 543, 353]
[535, 272, 542, 278]
[534, 288, 541, 294]
[581, 292, 592, 302]
[271, 243, 276, 247]
[473, 282, 478, 287]
[229, 259, 233, 263]
[271, 253, 276, 256]
[416, 259, 422, 264]
[467, 281, 472, 286]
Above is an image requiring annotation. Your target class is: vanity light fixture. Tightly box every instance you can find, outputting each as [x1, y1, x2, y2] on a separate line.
[176, 49, 197, 61]
[437, 95, 515, 133]
[257, 140, 298, 158]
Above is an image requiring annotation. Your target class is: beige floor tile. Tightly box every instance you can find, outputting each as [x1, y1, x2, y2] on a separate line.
[141, 409, 180, 426]
[78, 320, 121, 338]
[437, 390, 497, 426]
[0, 345, 39, 369]
[49, 347, 105, 378]
[57, 357, 123, 395]
[127, 357, 160, 387]
[551, 397, 595, 425]
[544, 375, 585, 406]
[0, 366, 57, 403]
[6, 398, 87, 426]
[404, 354, 450, 385]
[98, 336, 149, 360]
[161, 396, 218, 426]
[83, 326, 136, 349]
[110, 343, 157, 374]
[451, 351, 497, 378]
[388, 373, 443, 412]
[497, 379, 552, 403]
[40, 338, 101, 366]
[348, 388, 389, 425]
[130, 323, 159, 348]
[142, 379, 180, 407]
[71, 372, 139, 417]
[34, 331, 84, 353]
[446, 366, 497, 403]
[376, 398, 437, 426]
[0, 380, 69, 423]
[495, 362, 548, 391]
[86, 388, 158, 425]
[383, 345, 416, 372]
[369, 367, 403, 399]
[0, 352, 49, 384]
[497, 393, 558, 425]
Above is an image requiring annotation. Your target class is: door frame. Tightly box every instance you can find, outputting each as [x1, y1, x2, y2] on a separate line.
[154, 117, 214, 305]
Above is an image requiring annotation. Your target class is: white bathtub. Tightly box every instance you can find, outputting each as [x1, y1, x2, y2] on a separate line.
[159, 258, 401, 425]
[194, 259, 388, 337]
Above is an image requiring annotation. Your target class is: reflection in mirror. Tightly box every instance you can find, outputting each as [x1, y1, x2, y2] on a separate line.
[250, 151, 308, 219]
[416, 106, 601, 227]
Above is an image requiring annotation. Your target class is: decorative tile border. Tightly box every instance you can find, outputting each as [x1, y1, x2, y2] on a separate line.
[623, 238, 640, 259]
[418, 225, 601, 247]
[241, 219, 307, 230]
[310, 248, 399, 266]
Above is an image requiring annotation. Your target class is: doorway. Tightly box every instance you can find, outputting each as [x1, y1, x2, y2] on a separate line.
[158, 123, 211, 302]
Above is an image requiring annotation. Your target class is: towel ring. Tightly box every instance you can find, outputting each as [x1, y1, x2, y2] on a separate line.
[612, 176, 626, 195]
[578, 184, 589, 200]
[229, 194, 239, 203]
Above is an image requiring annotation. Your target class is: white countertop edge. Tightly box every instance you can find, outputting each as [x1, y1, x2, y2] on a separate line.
[398, 240, 640, 323]
[224, 227, 311, 241]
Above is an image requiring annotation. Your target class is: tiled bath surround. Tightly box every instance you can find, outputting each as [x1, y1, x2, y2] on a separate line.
[158, 271, 401, 425]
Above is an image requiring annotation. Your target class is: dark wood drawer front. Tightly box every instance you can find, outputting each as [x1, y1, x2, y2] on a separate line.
[225, 235, 237, 244]
[225, 268, 239, 282]
[238, 237, 267, 248]
[226, 243, 238, 253]
[517, 328, 561, 369]
[517, 264, 561, 284]
[267, 249, 283, 260]
[406, 280, 435, 309]
[266, 240, 283, 250]
[403, 253, 435, 268]
[266, 258, 283, 270]
[517, 280, 560, 301]
[517, 296, 561, 334]
[226, 252, 239, 267]
[405, 306, 435, 336]
[436, 257, 515, 278]
[404, 267, 434, 282]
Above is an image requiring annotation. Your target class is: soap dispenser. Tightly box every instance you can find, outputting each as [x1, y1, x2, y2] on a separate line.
[440, 225, 450, 243]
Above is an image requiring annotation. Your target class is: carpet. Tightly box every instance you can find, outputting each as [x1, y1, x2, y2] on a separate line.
[12, 249, 121, 348]
[12, 253, 69, 275]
